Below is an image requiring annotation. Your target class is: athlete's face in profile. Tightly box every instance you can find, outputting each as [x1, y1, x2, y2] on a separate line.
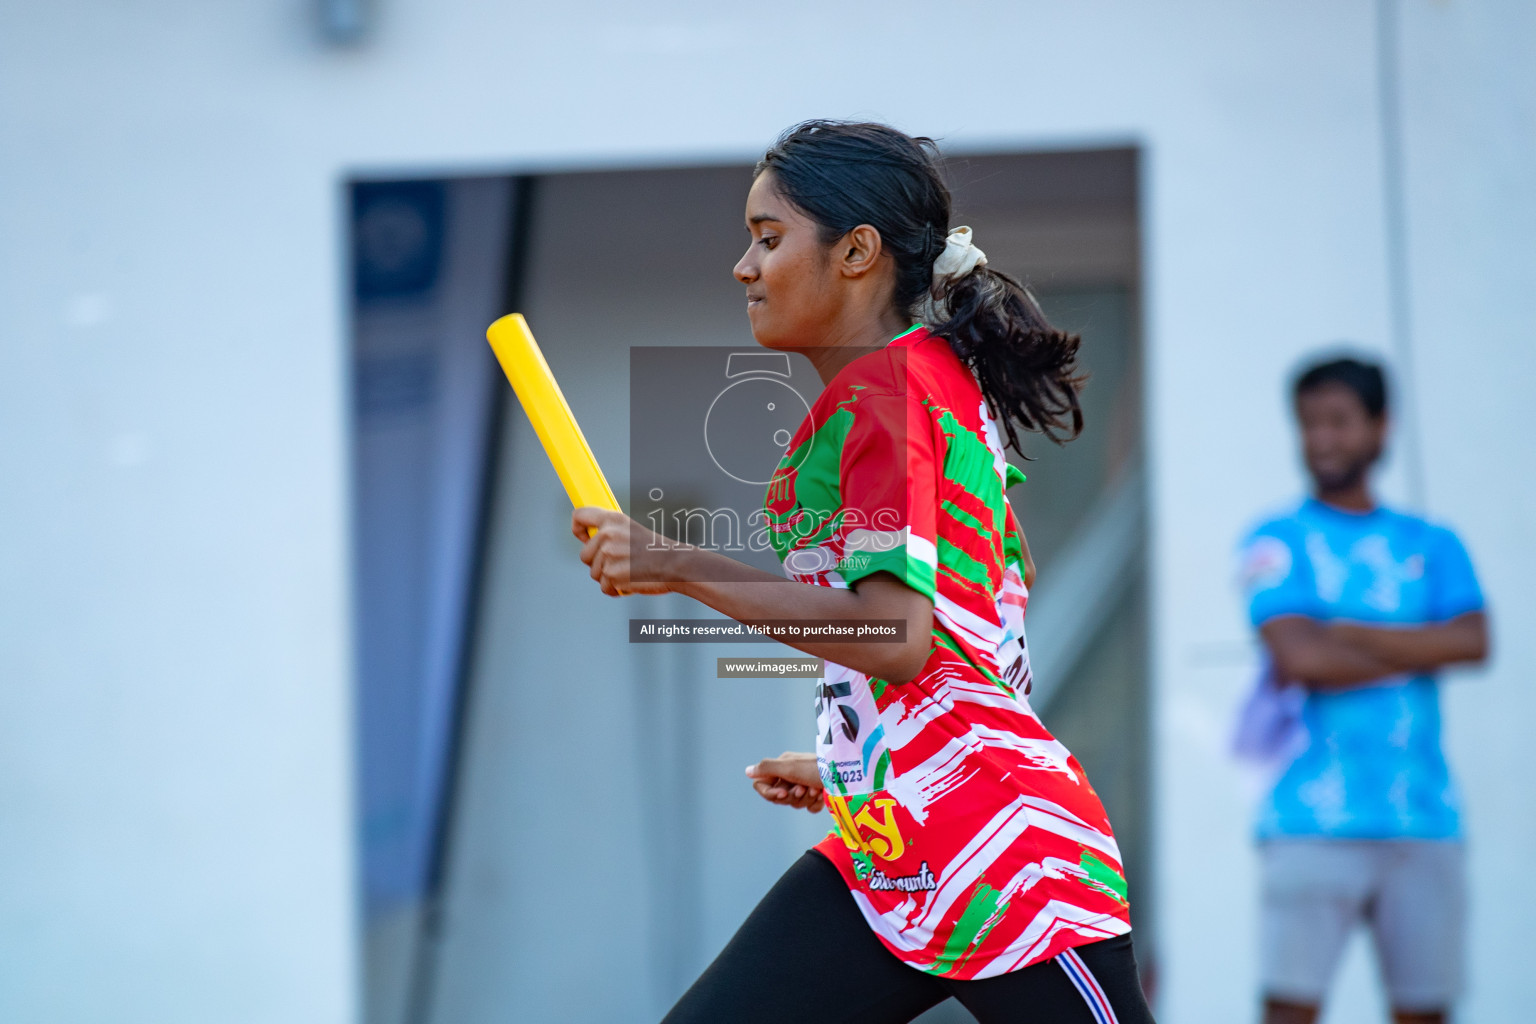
[1295, 382, 1387, 493]
[734, 171, 839, 350]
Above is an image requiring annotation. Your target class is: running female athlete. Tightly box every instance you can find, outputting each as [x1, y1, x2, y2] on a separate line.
[573, 121, 1155, 1024]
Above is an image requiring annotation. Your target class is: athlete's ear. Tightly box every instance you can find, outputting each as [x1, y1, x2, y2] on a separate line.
[837, 224, 884, 279]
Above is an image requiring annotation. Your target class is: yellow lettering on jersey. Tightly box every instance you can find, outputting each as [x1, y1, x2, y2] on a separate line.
[853, 798, 906, 861]
[827, 795, 873, 854]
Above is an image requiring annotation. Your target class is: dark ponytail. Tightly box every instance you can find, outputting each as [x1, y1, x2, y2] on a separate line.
[933, 266, 1084, 452]
[757, 120, 1084, 454]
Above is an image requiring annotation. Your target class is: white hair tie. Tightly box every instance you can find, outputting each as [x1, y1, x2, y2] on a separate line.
[931, 226, 987, 284]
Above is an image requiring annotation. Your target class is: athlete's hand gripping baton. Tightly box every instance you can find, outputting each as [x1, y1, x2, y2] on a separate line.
[486, 314, 620, 536]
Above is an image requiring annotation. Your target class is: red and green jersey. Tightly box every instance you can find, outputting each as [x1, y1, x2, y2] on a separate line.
[763, 325, 1132, 979]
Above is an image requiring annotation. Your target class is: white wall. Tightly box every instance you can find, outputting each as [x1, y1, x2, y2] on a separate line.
[1, 1, 1531, 1021]
[1150, 5, 1536, 1024]
[1388, 6, 1536, 1022]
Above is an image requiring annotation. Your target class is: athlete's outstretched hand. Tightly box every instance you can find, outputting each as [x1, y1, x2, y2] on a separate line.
[747, 751, 825, 813]
[572, 507, 673, 596]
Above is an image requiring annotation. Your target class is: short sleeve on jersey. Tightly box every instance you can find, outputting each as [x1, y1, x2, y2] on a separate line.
[835, 389, 939, 601]
[1241, 524, 1319, 626]
[1425, 525, 1484, 620]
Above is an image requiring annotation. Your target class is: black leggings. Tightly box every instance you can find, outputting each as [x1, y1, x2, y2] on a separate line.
[664, 851, 1156, 1024]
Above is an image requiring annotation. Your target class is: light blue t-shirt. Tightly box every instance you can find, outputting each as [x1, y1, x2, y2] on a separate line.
[1239, 498, 1484, 839]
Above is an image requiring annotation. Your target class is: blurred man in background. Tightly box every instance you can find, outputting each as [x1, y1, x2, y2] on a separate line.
[1237, 356, 1488, 1024]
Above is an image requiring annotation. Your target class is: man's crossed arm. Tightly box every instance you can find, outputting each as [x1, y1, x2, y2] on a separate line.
[1260, 612, 1489, 691]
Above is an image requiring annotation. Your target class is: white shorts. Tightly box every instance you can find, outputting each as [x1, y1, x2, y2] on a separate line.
[1260, 838, 1465, 1012]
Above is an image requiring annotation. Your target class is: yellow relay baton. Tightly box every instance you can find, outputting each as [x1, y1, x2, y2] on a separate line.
[486, 314, 621, 535]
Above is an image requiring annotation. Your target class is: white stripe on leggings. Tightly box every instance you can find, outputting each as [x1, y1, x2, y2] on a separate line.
[1055, 947, 1118, 1024]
